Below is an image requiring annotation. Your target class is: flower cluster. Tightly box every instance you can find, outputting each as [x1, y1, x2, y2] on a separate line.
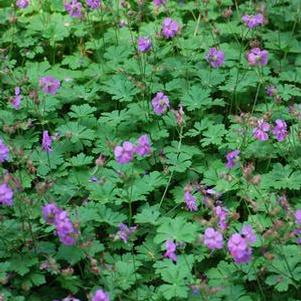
[114, 135, 151, 164]
[138, 37, 152, 53]
[162, 18, 179, 39]
[184, 191, 198, 211]
[153, 0, 166, 6]
[39, 76, 61, 95]
[86, 0, 101, 9]
[228, 225, 256, 264]
[42, 203, 78, 245]
[11, 87, 22, 109]
[203, 227, 223, 250]
[16, 0, 29, 9]
[225, 150, 240, 169]
[164, 240, 177, 262]
[151, 92, 170, 115]
[92, 289, 110, 301]
[205, 48, 225, 68]
[214, 205, 228, 230]
[0, 183, 14, 206]
[42, 131, 52, 152]
[253, 119, 288, 141]
[64, 0, 82, 18]
[242, 13, 264, 28]
[247, 48, 268, 66]
[0, 139, 9, 163]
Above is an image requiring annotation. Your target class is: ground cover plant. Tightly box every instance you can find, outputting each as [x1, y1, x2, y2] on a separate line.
[0, 0, 301, 300]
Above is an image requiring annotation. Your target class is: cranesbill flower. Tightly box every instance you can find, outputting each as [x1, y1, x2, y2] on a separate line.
[225, 150, 240, 169]
[151, 92, 170, 115]
[42, 203, 61, 224]
[64, 0, 82, 18]
[247, 48, 268, 66]
[253, 119, 270, 141]
[242, 13, 264, 29]
[227, 233, 252, 264]
[55, 211, 77, 246]
[86, 0, 101, 9]
[203, 227, 223, 250]
[92, 289, 110, 301]
[16, 0, 29, 9]
[214, 205, 228, 230]
[114, 141, 134, 164]
[0, 183, 13, 206]
[162, 18, 179, 39]
[39, 76, 61, 95]
[135, 135, 151, 157]
[138, 37, 152, 53]
[241, 225, 256, 244]
[184, 191, 198, 211]
[164, 240, 177, 262]
[0, 139, 9, 163]
[266, 85, 277, 97]
[272, 119, 288, 142]
[154, 0, 166, 6]
[11, 87, 22, 110]
[205, 48, 224, 68]
[295, 210, 301, 225]
[117, 223, 137, 243]
[42, 131, 52, 152]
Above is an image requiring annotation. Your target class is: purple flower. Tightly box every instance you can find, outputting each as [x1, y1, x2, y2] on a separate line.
[92, 289, 110, 301]
[153, 0, 166, 6]
[16, 0, 29, 9]
[227, 233, 252, 264]
[151, 92, 170, 115]
[42, 203, 61, 224]
[42, 131, 52, 152]
[214, 206, 228, 230]
[39, 76, 61, 95]
[184, 191, 198, 211]
[117, 223, 137, 243]
[54, 211, 77, 246]
[272, 119, 288, 142]
[86, 0, 101, 9]
[205, 48, 225, 68]
[253, 119, 270, 141]
[135, 135, 151, 157]
[162, 18, 179, 39]
[242, 13, 264, 29]
[64, 0, 82, 18]
[295, 210, 301, 225]
[225, 150, 240, 169]
[114, 141, 135, 164]
[247, 48, 268, 66]
[164, 240, 177, 262]
[203, 227, 223, 250]
[241, 225, 256, 244]
[0, 183, 13, 206]
[266, 85, 277, 97]
[138, 37, 152, 53]
[0, 139, 9, 163]
[11, 87, 22, 110]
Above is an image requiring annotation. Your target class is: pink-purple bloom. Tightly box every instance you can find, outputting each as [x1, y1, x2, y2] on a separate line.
[138, 37, 152, 53]
[162, 18, 179, 39]
[42, 203, 61, 224]
[92, 289, 110, 301]
[241, 225, 256, 244]
[266, 85, 277, 97]
[64, 0, 82, 18]
[16, 0, 29, 9]
[225, 150, 240, 169]
[253, 119, 270, 141]
[205, 48, 225, 68]
[153, 0, 166, 6]
[11, 87, 22, 110]
[295, 210, 301, 225]
[117, 223, 137, 243]
[114, 141, 135, 164]
[86, 0, 101, 9]
[203, 227, 223, 250]
[214, 206, 228, 230]
[272, 119, 288, 142]
[184, 191, 198, 211]
[247, 48, 268, 66]
[0, 139, 9, 163]
[228, 233, 252, 264]
[135, 135, 151, 157]
[151, 92, 170, 115]
[242, 13, 264, 29]
[42, 131, 52, 152]
[164, 240, 177, 262]
[0, 183, 13, 206]
[39, 76, 61, 95]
